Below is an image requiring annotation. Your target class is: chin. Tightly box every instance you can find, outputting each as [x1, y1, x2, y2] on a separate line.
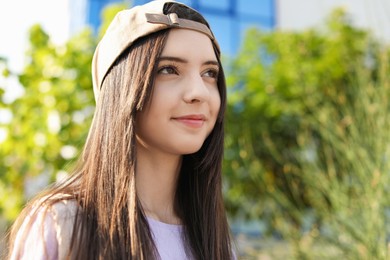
[180, 143, 204, 155]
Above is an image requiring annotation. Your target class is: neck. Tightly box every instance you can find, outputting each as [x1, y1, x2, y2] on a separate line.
[135, 142, 182, 225]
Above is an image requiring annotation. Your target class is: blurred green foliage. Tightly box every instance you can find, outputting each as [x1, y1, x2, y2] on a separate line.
[224, 8, 375, 217]
[0, 3, 127, 222]
[0, 25, 96, 220]
[224, 8, 390, 258]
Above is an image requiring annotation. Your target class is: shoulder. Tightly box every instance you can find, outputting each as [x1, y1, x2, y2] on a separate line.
[47, 197, 79, 225]
[10, 195, 80, 260]
[44, 195, 81, 259]
[46, 198, 79, 243]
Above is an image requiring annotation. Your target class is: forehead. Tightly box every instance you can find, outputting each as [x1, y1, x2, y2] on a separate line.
[161, 28, 217, 61]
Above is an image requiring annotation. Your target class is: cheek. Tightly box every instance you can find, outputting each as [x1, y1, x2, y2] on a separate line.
[206, 90, 221, 136]
[212, 88, 222, 116]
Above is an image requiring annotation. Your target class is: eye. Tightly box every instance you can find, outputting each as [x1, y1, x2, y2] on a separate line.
[202, 68, 219, 79]
[157, 65, 178, 75]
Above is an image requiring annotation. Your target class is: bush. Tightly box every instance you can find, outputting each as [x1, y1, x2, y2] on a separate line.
[224, 8, 390, 258]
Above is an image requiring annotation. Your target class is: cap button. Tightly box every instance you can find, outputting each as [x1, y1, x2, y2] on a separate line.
[167, 13, 180, 26]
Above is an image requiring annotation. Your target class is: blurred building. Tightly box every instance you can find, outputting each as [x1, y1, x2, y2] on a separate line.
[77, 0, 276, 56]
[78, 0, 390, 57]
[277, 0, 390, 43]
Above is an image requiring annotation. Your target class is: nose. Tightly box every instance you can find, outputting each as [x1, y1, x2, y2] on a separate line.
[183, 73, 210, 104]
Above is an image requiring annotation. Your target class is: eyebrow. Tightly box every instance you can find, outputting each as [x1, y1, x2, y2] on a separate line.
[158, 56, 219, 66]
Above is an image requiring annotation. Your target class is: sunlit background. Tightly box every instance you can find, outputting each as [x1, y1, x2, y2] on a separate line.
[1, 0, 389, 102]
[1, 0, 389, 139]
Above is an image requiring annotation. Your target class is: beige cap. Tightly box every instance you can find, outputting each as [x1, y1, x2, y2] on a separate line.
[91, 0, 220, 101]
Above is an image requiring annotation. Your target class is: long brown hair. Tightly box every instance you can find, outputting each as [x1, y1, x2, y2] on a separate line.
[7, 3, 232, 259]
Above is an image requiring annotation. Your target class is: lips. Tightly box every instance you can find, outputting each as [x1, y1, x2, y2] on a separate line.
[172, 114, 206, 128]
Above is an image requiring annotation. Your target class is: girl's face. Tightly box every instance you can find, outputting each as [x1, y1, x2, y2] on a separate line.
[136, 28, 221, 156]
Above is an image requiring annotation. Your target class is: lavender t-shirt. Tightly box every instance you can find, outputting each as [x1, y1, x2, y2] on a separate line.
[10, 202, 192, 260]
[147, 217, 192, 259]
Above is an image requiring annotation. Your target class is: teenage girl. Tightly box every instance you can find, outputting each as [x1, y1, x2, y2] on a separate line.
[8, 1, 234, 259]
